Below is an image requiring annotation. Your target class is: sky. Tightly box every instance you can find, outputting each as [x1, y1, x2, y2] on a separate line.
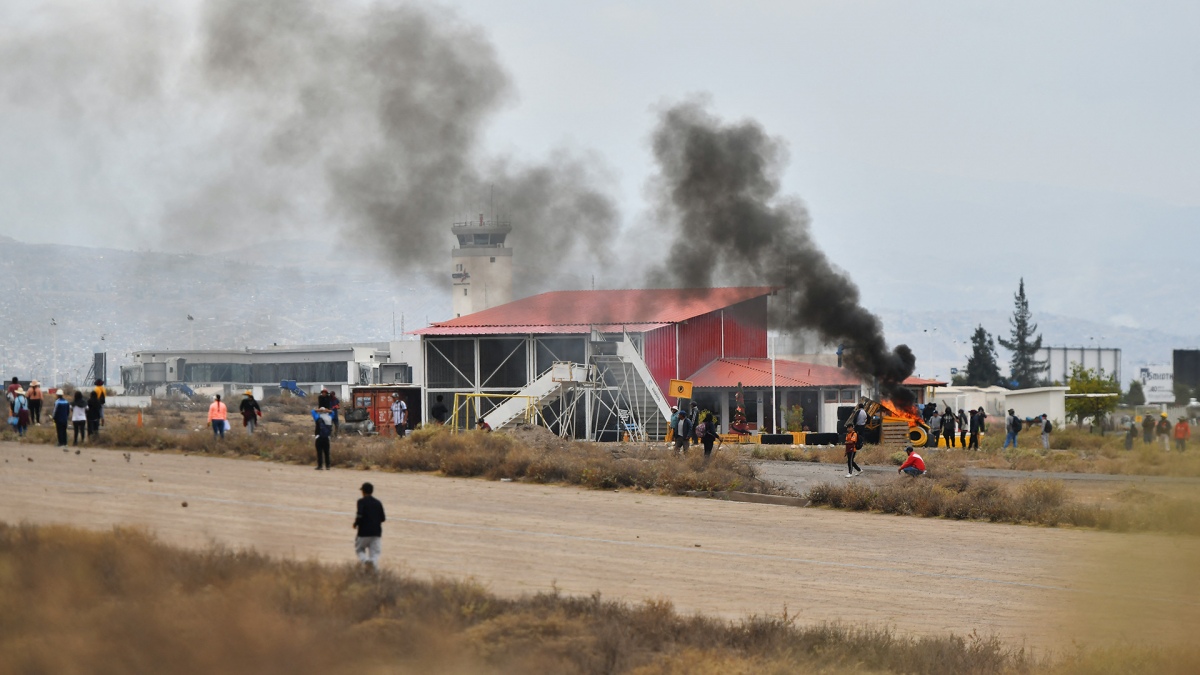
[1, 0, 1197, 339]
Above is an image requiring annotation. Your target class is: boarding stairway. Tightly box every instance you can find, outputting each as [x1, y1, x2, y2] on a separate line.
[482, 333, 672, 442]
[483, 362, 590, 431]
[589, 333, 673, 442]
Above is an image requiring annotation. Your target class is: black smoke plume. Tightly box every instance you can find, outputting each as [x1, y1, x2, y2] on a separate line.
[648, 101, 917, 406]
[0, 0, 615, 295]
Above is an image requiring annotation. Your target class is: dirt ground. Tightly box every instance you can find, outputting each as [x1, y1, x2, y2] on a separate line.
[2, 440, 1197, 653]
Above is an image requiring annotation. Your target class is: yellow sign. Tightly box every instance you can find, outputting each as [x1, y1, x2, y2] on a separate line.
[668, 379, 693, 400]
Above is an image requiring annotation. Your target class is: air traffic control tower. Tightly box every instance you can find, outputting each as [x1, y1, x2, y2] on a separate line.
[451, 214, 513, 318]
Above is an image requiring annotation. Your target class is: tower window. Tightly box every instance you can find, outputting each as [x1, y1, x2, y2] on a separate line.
[463, 288, 468, 296]
[490, 257, 496, 263]
[456, 264, 463, 271]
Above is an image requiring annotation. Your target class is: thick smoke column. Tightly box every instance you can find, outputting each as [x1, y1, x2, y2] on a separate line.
[648, 101, 917, 405]
[198, 0, 616, 292]
[0, 0, 616, 294]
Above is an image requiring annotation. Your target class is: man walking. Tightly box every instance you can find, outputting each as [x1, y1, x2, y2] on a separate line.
[967, 409, 982, 450]
[1002, 409, 1020, 449]
[353, 482, 386, 571]
[312, 406, 333, 470]
[390, 393, 407, 437]
[52, 389, 70, 447]
[239, 390, 262, 434]
[1040, 414, 1052, 450]
[957, 409, 968, 447]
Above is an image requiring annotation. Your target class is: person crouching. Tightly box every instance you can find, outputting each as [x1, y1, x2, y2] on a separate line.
[312, 406, 334, 470]
[898, 446, 926, 477]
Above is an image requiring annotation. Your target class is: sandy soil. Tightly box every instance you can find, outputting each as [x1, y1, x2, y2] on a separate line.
[2, 440, 1197, 651]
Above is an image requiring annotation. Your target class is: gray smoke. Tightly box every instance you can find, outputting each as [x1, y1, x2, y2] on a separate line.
[0, 0, 615, 294]
[648, 101, 917, 406]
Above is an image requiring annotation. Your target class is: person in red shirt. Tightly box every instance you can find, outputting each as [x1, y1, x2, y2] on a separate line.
[898, 446, 926, 477]
[1174, 418, 1191, 452]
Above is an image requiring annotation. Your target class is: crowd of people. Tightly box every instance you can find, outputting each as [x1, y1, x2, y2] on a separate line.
[668, 401, 721, 458]
[6, 378, 109, 447]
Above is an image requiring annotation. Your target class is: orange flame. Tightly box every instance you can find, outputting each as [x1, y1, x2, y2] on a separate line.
[880, 399, 923, 427]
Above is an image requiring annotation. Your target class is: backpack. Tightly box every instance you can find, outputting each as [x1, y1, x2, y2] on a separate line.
[1043, 420, 1053, 433]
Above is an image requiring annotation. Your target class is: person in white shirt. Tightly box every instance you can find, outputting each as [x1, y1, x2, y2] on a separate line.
[390, 394, 407, 437]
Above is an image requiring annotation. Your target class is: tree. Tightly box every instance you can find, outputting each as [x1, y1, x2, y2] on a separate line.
[997, 278, 1047, 388]
[1124, 380, 1146, 406]
[965, 325, 1002, 387]
[1065, 365, 1119, 428]
[1174, 382, 1193, 406]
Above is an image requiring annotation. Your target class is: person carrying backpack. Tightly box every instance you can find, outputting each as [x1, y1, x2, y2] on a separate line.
[1003, 409, 1020, 449]
[942, 405, 956, 448]
[1040, 414, 1052, 450]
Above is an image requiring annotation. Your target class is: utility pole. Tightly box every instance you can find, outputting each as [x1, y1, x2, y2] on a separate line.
[51, 318, 58, 388]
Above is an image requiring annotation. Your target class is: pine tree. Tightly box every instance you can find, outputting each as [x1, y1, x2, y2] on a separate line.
[1124, 380, 1146, 406]
[965, 325, 1001, 387]
[997, 278, 1047, 389]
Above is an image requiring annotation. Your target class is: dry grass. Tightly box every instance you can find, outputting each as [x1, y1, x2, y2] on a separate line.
[5, 522, 1194, 674]
[5, 420, 771, 496]
[806, 470, 1200, 535]
[750, 426, 1200, 478]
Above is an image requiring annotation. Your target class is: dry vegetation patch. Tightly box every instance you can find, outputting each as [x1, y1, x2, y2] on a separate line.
[751, 426, 1200, 478]
[3, 522, 1194, 674]
[806, 470, 1200, 535]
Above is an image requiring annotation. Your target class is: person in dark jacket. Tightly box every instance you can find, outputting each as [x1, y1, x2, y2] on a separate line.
[353, 482, 386, 570]
[957, 409, 968, 447]
[85, 391, 102, 439]
[942, 405, 956, 447]
[239, 390, 262, 434]
[1142, 414, 1156, 444]
[697, 410, 719, 459]
[52, 389, 71, 447]
[329, 392, 341, 437]
[317, 388, 332, 410]
[968, 409, 983, 450]
[429, 395, 449, 425]
[312, 407, 333, 469]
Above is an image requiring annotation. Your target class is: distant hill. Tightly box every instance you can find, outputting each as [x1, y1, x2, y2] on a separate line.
[0, 239, 449, 385]
[2, 238, 1194, 390]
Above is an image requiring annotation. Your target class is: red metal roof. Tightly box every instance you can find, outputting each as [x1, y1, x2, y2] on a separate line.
[687, 358, 947, 388]
[414, 323, 669, 336]
[415, 287, 773, 335]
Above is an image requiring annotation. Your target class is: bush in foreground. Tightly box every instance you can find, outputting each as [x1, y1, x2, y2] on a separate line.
[7, 522, 1195, 674]
[806, 472, 1200, 535]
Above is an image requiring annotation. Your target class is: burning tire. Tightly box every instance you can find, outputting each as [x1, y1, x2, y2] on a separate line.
[909, 427, 928, 447]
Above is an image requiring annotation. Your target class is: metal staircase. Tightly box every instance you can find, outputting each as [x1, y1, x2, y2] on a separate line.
[590, 333, 673, 441]
[483, 362, 589, 431]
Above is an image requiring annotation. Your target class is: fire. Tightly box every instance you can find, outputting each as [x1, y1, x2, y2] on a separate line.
[880, 399, 923, 427]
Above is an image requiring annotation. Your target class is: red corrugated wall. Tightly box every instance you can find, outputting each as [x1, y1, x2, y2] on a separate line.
[643, 295, 767, 393]
[678, 310, 723, 380]
[721, 297, 768, 360]
[642, 325, 677, 395]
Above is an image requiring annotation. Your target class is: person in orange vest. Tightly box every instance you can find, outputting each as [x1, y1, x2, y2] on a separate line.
[844, 427, 862, 477]
[207, 394, 228, 440]
[898, 446, 926, 477]
[1174, 417, 1191, 452]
